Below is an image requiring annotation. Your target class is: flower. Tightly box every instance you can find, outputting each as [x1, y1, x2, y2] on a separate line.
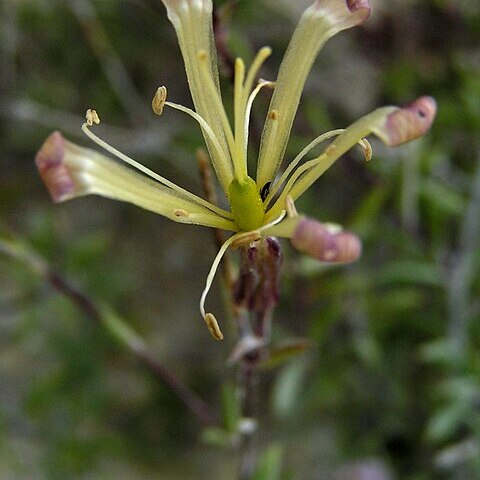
[35, 0, 436, 340]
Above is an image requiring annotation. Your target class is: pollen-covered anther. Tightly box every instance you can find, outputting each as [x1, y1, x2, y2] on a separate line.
[359, 138, 372, 162]
[197, 50, 208, 62]
[152, 86, 168, 116]
[268, 110, 278, 121]
[174, 209, 189, 217]
[85, 109, 100, 126]
[383, 96, 437, 147]
[204, 313, 224, 341]
[291, 217, 362, 264]
[35, 131, 75, 202]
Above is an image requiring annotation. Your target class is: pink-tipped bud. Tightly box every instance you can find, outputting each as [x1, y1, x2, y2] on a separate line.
[35, 131, 75, 202]
[291, 218, 362, 264]
[384, 96, 437, 146]
[313, 0, 371, 28]
[346, 0, 372, 20]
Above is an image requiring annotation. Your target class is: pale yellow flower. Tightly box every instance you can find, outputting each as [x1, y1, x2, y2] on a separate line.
[36, 0, 436, 339]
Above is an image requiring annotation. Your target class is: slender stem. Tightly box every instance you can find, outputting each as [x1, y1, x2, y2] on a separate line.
[233, 239, 283, 479]
[0, 233, 218, 426]
[238, 356, 260, 480]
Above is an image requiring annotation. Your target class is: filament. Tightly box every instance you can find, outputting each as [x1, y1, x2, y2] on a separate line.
[81, 115, 233, 219]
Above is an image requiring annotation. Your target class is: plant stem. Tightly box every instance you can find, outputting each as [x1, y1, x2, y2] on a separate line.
[233, 238, 283, 479]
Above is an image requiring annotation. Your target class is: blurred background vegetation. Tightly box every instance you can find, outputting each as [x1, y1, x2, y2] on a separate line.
[1, 0, 480, 478]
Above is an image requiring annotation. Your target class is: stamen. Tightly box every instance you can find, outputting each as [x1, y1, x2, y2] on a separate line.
[174, 209, 189, 217]
[256, 109, 279, 183]
[85, 109, 100, 126]
[244, 80, 275, 153]
[199, 210, 285, 339]
[265, 130, 372, 208]
[286, 196, 298, 218]
[204, 313, 224, 341]
[359, 138, 372, 161]
[200, 232, 243, 339]
[264, 129, 344, 206]
[164, 100, 231, 174]
[81, 111, 233, 220]
[152, 86, 167, 116]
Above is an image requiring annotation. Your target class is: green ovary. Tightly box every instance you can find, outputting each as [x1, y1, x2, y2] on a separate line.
[229, 176, 265, 231]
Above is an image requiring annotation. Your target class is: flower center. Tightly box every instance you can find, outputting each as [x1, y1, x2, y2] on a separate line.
[228, 176, 264, 231]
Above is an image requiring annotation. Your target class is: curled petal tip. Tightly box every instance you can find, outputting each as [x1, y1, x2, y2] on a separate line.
[384, 96, 437, 147]
[346, 0, 371, 19]
[35, 131, 75, 202]
[291, 218, 362, 264]
[313, 0, 371, 26]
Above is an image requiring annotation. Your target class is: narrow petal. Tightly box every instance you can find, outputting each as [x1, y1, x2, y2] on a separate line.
[160, 0, 234, 192]
[35, 132, 237, 231]
[265, 216, 362, 264]
[266, 96, 436, 219]
[256, 0, 371, 188]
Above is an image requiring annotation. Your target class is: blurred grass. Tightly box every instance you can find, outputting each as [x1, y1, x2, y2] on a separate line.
[1, 0, 480, 479]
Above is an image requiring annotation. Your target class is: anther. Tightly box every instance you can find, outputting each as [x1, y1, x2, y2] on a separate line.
[198, 50, 208, 62]
[85, 109, 100, 126]
[152, 86, 168, 116]
[268, 110, 278, 121]
[359, 138, 372, 162]
[286, 196, 298, 218]
[204, 313, 224, 341]
[174, 209, 189, 217]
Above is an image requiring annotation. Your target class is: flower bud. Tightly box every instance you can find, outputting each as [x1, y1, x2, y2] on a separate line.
[290, 217, 362, 263]
[35, 131, 75, 202]
[383, 96, 437, 147]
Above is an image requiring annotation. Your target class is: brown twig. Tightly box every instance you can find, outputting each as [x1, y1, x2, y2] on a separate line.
[0, 233, 218, 426]
[233, 238, 283, 479]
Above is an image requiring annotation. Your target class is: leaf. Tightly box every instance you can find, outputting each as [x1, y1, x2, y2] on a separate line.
[374, 260, 442, 287]
[252, 444, 284, 480]
[422, 178, 466, 216]
[272, 360, 308, 419]
[425, 404, 467, 443]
